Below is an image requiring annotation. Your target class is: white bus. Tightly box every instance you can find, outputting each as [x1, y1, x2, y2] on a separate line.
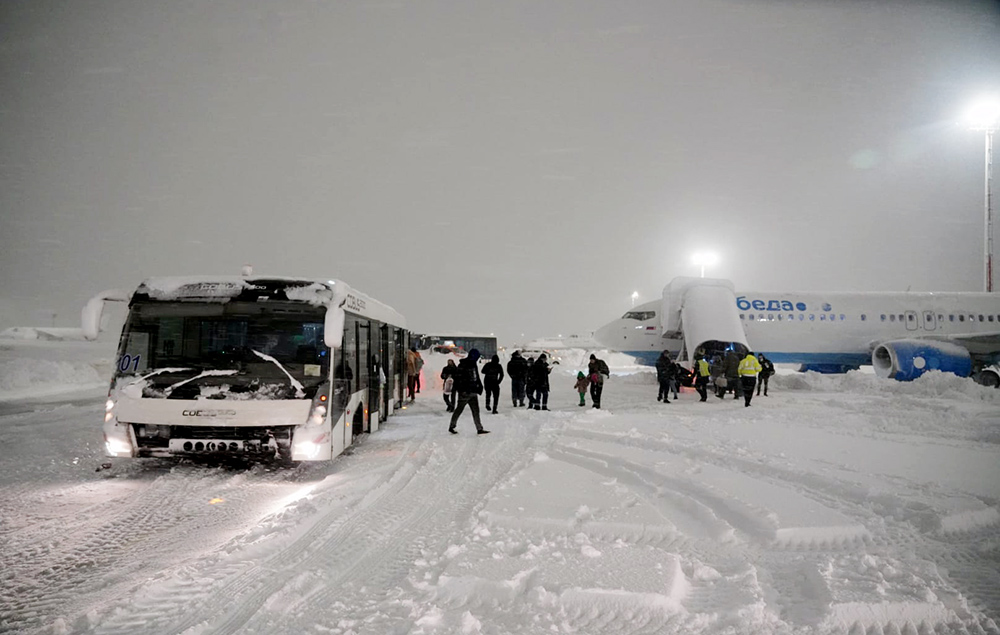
[84, 275, 409, 462]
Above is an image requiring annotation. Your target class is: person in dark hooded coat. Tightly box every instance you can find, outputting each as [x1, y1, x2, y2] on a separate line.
[481, 354, 505, 414]
[448, 349, 489, 435]
[529, 354, 551, 410]
[506, 351, 528, 407]
[654, 350, 676, 404]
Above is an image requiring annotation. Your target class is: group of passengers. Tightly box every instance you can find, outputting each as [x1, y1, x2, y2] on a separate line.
[440, 351, 613, 433]
[437, 346, 775, 437]
[655, 349, 774, 407]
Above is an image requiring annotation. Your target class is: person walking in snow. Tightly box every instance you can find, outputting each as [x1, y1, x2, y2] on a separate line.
[524, 356, 537, 409]
[448, 349, 489, 435]
[413, 349, 425, 394]
[574, 371, 589, 407]
[694, 352, 711, 402]
[481, 354, 504, 414]
[738, 350, 763, 408]
[655, 350, 676, 404]
[756, 353, 775, 396]
[506, 350, 528, 407]
[723, 349, 742, 400]
[440, 358, 458, 412]
[529, 354, 552, 410]
[405, 347, 419, 402]
[588, 354, 610, 409]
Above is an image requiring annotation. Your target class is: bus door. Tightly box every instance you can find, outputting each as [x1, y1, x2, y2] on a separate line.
[355, 320, 371, 434]
[380, 324, 391, 420]
[395, 328, 406, 408]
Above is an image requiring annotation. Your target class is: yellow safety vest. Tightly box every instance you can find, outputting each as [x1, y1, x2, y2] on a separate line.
[738, 355, 762, 377]
[697, 358, 711, 377]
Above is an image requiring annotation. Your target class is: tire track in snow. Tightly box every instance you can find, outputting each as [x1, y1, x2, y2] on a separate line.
[1, 467, 273, 634]
[228, 417, 543, 634]
[85, 428, 433, 635]
[86, 415, 540, 635]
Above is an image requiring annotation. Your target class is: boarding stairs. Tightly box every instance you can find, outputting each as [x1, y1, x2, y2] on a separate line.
[660, 277, 749, 363]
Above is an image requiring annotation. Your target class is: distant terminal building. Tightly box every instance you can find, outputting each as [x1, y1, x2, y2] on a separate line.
[414, 332, 498, 358]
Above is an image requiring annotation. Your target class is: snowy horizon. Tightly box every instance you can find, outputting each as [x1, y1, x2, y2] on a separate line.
[1, 339, 998, 634]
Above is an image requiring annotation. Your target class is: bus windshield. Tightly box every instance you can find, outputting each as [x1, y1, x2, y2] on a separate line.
[115, 301, 328, 399]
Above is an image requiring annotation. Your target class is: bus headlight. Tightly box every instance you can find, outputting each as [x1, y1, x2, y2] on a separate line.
[105, 398, 116, 423]
[306, 386, 330, 426]
[309, 403, 327, 425]
[104, 433, 132, 457]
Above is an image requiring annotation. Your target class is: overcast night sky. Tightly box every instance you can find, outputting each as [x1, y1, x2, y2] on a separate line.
[2, 0, 999, 345]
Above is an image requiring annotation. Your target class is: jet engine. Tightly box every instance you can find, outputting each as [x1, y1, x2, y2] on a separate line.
[871, 339, 972, 381]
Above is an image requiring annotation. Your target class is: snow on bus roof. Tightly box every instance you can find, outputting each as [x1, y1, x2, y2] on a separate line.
[135, 276, 406, 328]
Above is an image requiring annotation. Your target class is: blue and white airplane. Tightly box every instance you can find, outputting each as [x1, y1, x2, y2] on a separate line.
[593, 277, 1000, 385]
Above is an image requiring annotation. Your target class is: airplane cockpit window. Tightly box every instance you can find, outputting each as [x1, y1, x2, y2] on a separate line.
[622, 311, 656, 321]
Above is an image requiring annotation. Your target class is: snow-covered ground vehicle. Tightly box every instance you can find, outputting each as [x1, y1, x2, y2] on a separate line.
[85, 275, 409, 462]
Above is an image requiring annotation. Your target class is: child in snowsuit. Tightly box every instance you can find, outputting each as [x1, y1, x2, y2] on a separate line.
[574, 371, 589, 406]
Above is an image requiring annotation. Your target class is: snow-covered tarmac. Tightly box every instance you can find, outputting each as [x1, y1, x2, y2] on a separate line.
[1, 345, 999, 634]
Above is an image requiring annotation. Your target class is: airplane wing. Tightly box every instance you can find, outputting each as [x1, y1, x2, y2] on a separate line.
[917, 331, 1000, 357]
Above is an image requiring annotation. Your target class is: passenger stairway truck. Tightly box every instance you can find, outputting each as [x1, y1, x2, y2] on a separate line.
[83, 275, 409, 463]
[661, 277, 750, 365]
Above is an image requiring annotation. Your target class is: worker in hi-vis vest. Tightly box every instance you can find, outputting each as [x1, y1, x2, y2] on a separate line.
[695, 353, 711, 402]
[738, 351, 763, 408]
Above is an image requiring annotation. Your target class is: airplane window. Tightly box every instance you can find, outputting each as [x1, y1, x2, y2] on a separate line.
[959, 315, 965, 322]
[788, 314, 794, 321]
[937, 314, 944, 321]
[949, 315, 955, 322]
[840, 314, 846, 321]
[907, 314, 915, 321]
[979, 315, 985, 322]
[890, 315, 896, 322]
[740, 314, 745, 320]
[990, 315, 995, 322]
[880, 314, 886, 321]
[809, 314, 815, 321]
[768, 314, 774, 321]
[777, 314, 783, 321]
[898, 315, 904, 322]
[861, 314, 867, 321]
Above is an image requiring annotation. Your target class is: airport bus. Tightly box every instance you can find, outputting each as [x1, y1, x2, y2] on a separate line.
[84, 275, 409, 462]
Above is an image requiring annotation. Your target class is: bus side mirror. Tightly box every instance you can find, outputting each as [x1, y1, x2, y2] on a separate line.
[324, 305, 345, 349]
[81, 289, 130, 341]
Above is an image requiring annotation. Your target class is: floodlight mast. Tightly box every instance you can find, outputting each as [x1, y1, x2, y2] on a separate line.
[967, 97, 1000, 292]
[986, 129, 994, 292]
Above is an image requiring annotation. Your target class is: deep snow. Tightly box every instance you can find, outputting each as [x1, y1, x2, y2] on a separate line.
[1, 339, 999, 635]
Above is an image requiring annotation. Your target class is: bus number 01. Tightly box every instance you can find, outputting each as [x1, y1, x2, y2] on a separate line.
[119, 355, 141, 373]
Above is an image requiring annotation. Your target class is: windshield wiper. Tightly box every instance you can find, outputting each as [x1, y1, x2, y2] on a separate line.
[250, 349, 306, 398]
[163, 369, 239, 396]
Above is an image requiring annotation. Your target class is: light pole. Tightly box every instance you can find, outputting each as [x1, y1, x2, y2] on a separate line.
[631, 291, 639, 307]
[966, 97, 1000, 292]
[691, 252, 719, 278]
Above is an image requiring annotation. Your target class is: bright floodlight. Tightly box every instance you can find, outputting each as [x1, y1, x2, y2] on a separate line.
[965, 97, 1000, 131]
[631, 291, 639, 307]
[692, 252, 719, 277]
